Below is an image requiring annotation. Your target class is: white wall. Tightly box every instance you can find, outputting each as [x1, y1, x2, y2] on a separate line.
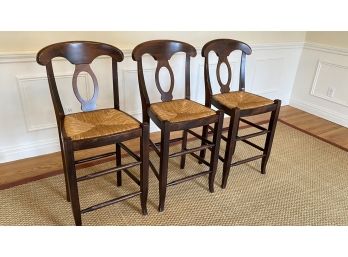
[306, 32, 348, 49]
[290, 41, 348, 127]
[0, 42, 303, 163]
[0, 31, 306, 51]
[2, 31, 348, 164]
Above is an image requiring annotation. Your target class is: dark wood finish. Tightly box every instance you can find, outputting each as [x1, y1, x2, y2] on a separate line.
[2, 106, 347, 192]
[80, 191, 141, 214]
[116, 143, 122, 187]
[180, 130, 188, 169]
[132, 40, 223, 211]
[261, 100, 281, 174]
[201, 38, 252, 94]
[201, 39, 281, 188]
[37, 41, 149, 225]
[132, 40, 197, 122]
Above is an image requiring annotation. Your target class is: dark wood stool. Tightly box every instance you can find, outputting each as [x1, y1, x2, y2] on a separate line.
[199, 39, 281, 188]
[37, 41, 149, 225]
[132, 40, 223, 212]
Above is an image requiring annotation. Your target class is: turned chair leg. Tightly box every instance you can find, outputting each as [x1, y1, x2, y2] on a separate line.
[208, 111, 224, 192]
[261, 100, 281, 174]
[63, 139, 82, 226]
[140, 123, 149, 215]
[180, 130, 188, 169]
[116, 143, 122, 187]
[158, 122, 170, 212]
[222, 109, 240, 189]
[199, 125, 209, 164]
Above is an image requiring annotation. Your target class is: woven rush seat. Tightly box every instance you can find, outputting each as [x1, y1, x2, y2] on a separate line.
[64, 108, 140, 141]
[213, 91, 273, 110]
[149, 99, 216, 123]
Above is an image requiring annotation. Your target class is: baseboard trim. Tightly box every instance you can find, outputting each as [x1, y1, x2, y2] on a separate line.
[0, 138, 60, 163]
[289, 99, 348, 128]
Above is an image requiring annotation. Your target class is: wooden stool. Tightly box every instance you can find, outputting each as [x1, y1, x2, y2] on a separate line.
[200, 39, 281, 188]
[132, 40, 223, 212]
[37, 41, 149, 225]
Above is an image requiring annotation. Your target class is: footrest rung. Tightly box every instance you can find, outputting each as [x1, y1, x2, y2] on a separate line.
[77, 161, 141, 182]
[75, 151, 116, 165]
[149, 139, 160, 155]
[237, 130, 268, 141]
[123, 168, 140, 185]
[218, 155, 225, 162]
[240, 118, 267, 131]
[119, 143, 140, 161]
[190, 152, 210, 167]
[187, 129, 213, 145]
[231, 154, 264, 167]
[149, 161, 159, 180]
[241, 139, 264, 151]
[169, 143, 214, 158]
[221, 134, 228, 141]
[167, 170, 211, 187]
[155, 137, 184, 146]
[81, 191, 141, 214]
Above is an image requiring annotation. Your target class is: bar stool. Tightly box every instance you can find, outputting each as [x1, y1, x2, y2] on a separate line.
[132, 40, 223, 212]
[37, 41, 149, 225]
[199, 39, 281, 188]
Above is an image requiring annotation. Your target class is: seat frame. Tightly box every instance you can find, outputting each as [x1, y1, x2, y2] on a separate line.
[132, 40, 223, 212]
[37, 41, 149, 225]
[200, 39, 281, 188]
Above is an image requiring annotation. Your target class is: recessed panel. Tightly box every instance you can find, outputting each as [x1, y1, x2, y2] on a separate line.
[311, 61, 348, 106]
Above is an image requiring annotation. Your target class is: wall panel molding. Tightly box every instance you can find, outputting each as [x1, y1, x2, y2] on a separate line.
[290, 43, 348, 128]
[304, 42, 348, 56]
[17, 73, 89, 131]
[310, 61, 348, 107]
[0, 42, 304, 163]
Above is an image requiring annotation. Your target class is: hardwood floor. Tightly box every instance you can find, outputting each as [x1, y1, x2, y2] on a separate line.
[278, 106, 348, 150]
[0, 106, 347, 190]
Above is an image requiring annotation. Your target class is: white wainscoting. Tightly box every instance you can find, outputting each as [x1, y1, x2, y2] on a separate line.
[0, 43, 303, 163]
[290, 43, 348, 127]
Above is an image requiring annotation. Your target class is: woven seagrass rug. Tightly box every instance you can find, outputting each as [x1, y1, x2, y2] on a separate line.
[0, 123, 347, 225]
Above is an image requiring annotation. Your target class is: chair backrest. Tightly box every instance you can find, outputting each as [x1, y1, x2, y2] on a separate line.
[37, 41, 124, 122]
[201, 39, 252, 96]
[132, 40, 197, 121]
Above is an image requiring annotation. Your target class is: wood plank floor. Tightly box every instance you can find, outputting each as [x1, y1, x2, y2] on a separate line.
[0, 105, 347, 190]
[278, 107, 348, 150]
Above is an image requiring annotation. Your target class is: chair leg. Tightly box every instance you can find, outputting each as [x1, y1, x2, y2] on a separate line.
[140, 123, 149, 215]
[59, 138, 70, 202]
[116, 143, 122, 187]
[199, 101, 212, 164]
[158, 122, 170, 212]
[222, 109, 240, 189]
[63, 139, 82, 226]
[198, 125, 209, 164]
[261, 100, 281, 174]
[180, 130, 188, 169]
[208, 111, 224, 192]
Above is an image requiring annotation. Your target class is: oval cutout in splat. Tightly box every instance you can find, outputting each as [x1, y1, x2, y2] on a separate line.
[158, 66, 172, 92]
[218, 62, 229, 85]
[72, 64, 99, 112]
